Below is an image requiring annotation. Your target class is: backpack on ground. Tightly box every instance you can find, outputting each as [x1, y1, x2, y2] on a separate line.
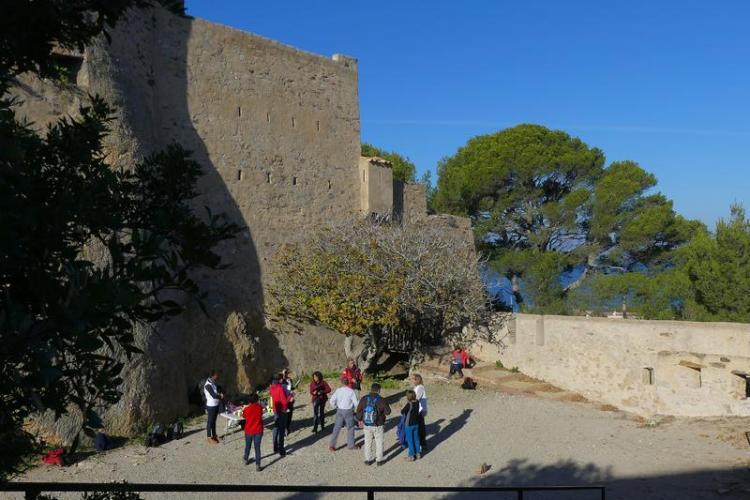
[144, 423, 166, 447]
[167, 421, 184, 440]
[94, 432, 113, 452]
[362, 395, 380, 426]
[461, 377, 477, 390]
[41, 448, 66, 466]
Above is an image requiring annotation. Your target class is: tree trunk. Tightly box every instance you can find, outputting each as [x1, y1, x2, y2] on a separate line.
[343, 334, 355, 360]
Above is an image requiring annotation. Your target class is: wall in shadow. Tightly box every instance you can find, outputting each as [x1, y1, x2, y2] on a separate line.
[91, 3, 364, 433]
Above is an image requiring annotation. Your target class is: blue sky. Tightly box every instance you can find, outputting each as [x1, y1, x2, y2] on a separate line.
[187, 1, 750, 226]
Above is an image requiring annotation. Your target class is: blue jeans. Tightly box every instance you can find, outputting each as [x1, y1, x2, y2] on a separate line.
[272, 412, 287, 453]
[243, 433, 262, 464]
[405, 424, 421, 457]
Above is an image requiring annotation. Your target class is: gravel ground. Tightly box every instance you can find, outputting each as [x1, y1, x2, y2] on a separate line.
[10, 379, 750, 500]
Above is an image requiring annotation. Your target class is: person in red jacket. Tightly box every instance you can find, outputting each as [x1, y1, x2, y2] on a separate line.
[309, 371, 332, 433]
[242, 393, 264, 471]
[449, 346, 470, 378]
[269, 374, 292, 456]
[341, 358, 363, 391]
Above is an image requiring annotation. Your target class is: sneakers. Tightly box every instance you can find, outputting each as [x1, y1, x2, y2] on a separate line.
[416, 453, 421, 459]
[207, 437, 217, 445]
[364, 460, 375, 466]
[244, 459, 250, 466]
[256, 464, 262, 472]
[328, 446, 336, 452]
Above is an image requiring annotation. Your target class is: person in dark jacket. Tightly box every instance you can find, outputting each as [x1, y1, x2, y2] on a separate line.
[309, 371, 332, 433]
[355, 383, 391, 465]
[400, 390, 421, 460]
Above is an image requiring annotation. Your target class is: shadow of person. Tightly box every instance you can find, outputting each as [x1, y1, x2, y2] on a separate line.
[426, 409, 472, 451]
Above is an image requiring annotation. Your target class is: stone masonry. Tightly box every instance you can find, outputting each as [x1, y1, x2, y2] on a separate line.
[12, 5, 473, 441]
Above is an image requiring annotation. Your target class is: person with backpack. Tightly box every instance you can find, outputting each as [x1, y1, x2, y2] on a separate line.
[328, 376, 359, 451]
[204, 369, 224, 444]
[341, 358, 363, 392]
[355, 382, 391, 466]
[242, 393, 264, 471]
[411, 373, 428, 451]
[280, 368, 295, 435]
[269, 374, 292, 456]
[449, 346, 470, 379]
[400, 390, 422, 460]
[309, 371, 332, 433]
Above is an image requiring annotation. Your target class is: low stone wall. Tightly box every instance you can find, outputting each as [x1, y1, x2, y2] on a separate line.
[471, 314, 750, 418]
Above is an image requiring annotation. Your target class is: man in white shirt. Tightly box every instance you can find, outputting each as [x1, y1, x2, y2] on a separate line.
[328, 376, 359, 451]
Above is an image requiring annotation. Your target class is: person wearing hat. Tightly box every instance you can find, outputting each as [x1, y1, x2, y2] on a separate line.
[355, 382, 391, 465]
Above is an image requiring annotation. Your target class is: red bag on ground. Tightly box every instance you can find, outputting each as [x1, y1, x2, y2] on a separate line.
[41, 448, 66, 466]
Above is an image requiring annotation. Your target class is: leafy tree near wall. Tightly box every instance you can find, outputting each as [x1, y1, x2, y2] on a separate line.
[361, 143, 417, 183]
[432, 124, 699, 312]
[1, 0, 239, 479]
[271, 218, 490, 370]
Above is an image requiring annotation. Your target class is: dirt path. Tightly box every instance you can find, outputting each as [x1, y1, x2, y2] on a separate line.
[11, 378, 750, 500]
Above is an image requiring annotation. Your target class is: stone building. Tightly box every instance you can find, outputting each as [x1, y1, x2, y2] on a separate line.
[12, 5, 471, 439]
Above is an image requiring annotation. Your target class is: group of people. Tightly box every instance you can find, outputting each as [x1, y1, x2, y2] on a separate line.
[202, 358, 430, 471]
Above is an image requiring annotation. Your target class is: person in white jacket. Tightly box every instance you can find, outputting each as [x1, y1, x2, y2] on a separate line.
[204, 369, 224, 444]
[412, 373, 428, 451]
[328, 376, 359, 451]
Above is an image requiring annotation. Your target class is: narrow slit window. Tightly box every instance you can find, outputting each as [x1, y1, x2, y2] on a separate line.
[732, 371, 750, 399]
[266, 112, 271, 123]
[238, 106, 242, 117]
[291, 117, 296, 128]
[266, 172, 272, 184]
[642, 367, 654, 385]
[292, 176, 298, 186]
[327, 180, 331, 190]
[316, 120, 321, 131]
[237, 170, 243, 181]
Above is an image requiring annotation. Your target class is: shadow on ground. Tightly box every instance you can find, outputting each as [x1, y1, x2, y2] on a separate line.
[444, 458, 750, 500]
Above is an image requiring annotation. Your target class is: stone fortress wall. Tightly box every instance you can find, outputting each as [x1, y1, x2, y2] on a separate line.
[472, 314, 750, 418]
[12, 5, 472, 439]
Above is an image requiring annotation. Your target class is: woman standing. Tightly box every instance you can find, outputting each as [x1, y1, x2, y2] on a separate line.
[411, 373, 428, 451]
[309, 371, 332, 433]
[280, 368, 295, 435]
[400, 390, 421, 460]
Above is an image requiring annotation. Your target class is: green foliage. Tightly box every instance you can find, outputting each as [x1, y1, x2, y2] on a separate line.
[495, 360, 504, 369]
[361, 143, 417, 183]
[0, 0, 239, 480]
[571, 204, 750, 322]
[678, 204, 750, 322]
[272, 236, 403, 337]
[270, 218, 488, 365]
[432, 124, 697, 311]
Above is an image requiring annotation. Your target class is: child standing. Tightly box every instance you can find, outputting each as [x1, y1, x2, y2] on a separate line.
[449, 346, 470, 378]
[400, 390, 421, 460]
[241, 393, 264, 471]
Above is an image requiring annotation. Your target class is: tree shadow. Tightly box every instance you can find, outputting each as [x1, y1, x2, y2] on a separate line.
[443, 458, 750, 500]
